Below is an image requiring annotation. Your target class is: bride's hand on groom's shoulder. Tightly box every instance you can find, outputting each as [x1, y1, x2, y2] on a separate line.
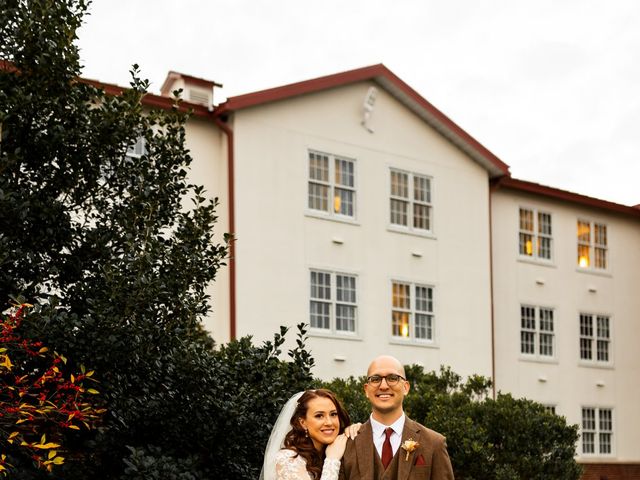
[344, 422, 362, 440]
[325, 434, 348, 459]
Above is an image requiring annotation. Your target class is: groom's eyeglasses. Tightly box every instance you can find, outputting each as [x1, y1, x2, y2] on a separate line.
[366, 374, 405, 386]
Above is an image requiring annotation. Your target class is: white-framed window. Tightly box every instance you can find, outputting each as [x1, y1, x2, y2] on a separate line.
[543, 405, 557, 415]
[519, 208, 552, 260]
[391, 281, 434, 342]
[308, 151, 356, 219]
[126, 136, 147, 158]
[581, 407, 613, 455]
[389, 169, 432, 233]
[577, 220, 608, 270]
[520, 305, 555, 358]
[309, 270, 357, 334]
[579, 313, 611, 364]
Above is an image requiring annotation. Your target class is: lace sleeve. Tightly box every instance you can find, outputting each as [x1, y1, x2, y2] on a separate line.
[275, 450, 311, 480]
[319, 458, 340, 480]
[274, 450, 341, 480]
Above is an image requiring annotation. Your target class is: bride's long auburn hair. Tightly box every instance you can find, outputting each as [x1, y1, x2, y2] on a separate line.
[283, 389, 351, 479]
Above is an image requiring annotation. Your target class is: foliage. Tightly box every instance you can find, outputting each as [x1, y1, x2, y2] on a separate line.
[322, 365, 582, 480]
[0, 304, 104, 476]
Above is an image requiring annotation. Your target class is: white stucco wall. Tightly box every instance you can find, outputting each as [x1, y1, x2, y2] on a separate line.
[491, 187, 640, 462]
[183, 116, 231, 343]
[229, 82, 493, 380]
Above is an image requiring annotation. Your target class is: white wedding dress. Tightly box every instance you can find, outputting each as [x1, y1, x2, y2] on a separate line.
[274, 449, 340, 480]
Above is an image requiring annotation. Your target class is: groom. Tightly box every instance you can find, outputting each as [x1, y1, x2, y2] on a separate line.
[339, 355, 454, 480]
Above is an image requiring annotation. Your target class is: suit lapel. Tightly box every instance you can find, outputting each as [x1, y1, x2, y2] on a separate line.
[398, 417, 420, 480]
[355, 420, 375, 478]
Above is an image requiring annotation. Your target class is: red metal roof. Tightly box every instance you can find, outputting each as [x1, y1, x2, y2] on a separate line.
[494, 177, 640, 218]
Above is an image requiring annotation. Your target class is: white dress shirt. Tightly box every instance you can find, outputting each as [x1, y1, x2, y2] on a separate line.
[370, 413, 406, 459]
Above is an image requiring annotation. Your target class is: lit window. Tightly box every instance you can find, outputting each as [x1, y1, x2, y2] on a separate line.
[309, 270, 357, 334]
[391, 281, 434, 342]
[308, 151, 356, 219]
[390, 169, 432, 233]
[520, 305, 555, 358]
[519, 208, 552, 260]
[581, 407, 613, 455]
[577, 220, 607, 270]
[579, 313, 611, 364]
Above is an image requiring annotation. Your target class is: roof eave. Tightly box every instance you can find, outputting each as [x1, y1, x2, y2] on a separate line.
[216, 64, 510, 178]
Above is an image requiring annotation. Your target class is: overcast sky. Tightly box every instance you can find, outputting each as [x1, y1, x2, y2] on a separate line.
[77, 0, 640, 206]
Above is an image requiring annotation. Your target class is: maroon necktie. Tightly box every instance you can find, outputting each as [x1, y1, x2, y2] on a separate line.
[381, 427, 393, 469]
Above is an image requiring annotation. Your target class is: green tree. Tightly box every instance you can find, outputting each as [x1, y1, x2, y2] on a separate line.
[322, 365, 582, 480]
[1, 2, 316, 478]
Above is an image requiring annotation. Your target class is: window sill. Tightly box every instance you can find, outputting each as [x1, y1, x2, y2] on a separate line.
[575, 267, 612, 278]
[308, 330, 363, 341]
[388, 338, 439, 348]
[305, 210, 360, 226]
[386, 225, 436, 240]
[577, 454, 617, 461]
[518, 355, 558, 365]
[516, 257, 556, 268]
[577, 361, 615, 370]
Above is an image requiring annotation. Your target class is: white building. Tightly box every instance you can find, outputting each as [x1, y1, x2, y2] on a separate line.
[145, 65, 640, 477]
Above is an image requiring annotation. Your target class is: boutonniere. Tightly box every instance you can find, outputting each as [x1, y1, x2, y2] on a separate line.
[401, 439, 420, 460]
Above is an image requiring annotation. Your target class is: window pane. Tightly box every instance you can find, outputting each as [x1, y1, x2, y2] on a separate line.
[577, 244, 590, 267]
[578, 221, 591, 243]
[310, 301, 330, 329]
[582, 408, 596, 429]
[599, 433, 611, 454]
[415, 286, 432, 312]
[336, 275, 356, 303]
[521, 306, 535, 329]
[390, 199, 408, 226]
[308, 183, 329, 211]
[519, 233, 534, 256]
[390, 171, 408, 198]
[415, 313, 432, 340]
[597, 316, 610, 338]
[413, 204, 430, 230]
[580, 314, 593, 336]
[540, 333, 553, 356]
[310, 271, 331, 299]
[594, 223, 607, 246]
[336, 304, 356, 332]
[335, 158, 354, 187]
[538, 212, 552, 235]
[519, 209, 533, 232]
[309, 152, 329, 182]
[392, 283, 410, 309]
[538, 237, 551, 259]
[599, 409, 612, 431]
[392, 311, 410, 337]
[413, 175, 430, 203]
[594, 247, 607, 269]
[521, 331, 535, 354]
[335, 188, 354, 216]
[582, 432, 595, 454]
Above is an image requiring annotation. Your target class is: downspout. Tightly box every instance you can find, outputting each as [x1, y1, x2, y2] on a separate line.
[213, 115, 236, 341]
[488, 177, 499, 400]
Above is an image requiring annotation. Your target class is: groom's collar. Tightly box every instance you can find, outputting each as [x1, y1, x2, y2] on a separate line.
[370, 413, 406, 437]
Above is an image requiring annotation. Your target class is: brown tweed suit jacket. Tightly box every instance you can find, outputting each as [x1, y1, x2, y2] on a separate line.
[338, 417, 455, 480]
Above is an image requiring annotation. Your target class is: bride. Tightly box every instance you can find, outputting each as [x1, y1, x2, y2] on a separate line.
[260, 389, 360, 480]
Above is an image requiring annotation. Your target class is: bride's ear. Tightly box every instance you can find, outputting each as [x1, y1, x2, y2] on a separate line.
[298, 417, 307, 430]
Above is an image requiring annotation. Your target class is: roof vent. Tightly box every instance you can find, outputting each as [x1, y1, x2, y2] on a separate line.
[160, 71, 222, 109]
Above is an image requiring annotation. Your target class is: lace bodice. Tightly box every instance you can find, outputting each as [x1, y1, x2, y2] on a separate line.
[274, 449, 340, 480]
